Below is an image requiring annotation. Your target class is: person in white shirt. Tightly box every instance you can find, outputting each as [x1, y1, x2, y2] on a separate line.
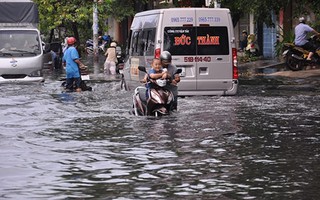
[294, 17, 320, 60]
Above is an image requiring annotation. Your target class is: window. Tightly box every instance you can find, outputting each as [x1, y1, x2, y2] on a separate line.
[163, 27, 196, 55]
[130, 28, 156, 56]
[137, 30, 145, 56]
[197, 27, 229, 55]
[131, 31, 139, 56]
[145, 28, 156, 56]
[0, 30, 41, 57]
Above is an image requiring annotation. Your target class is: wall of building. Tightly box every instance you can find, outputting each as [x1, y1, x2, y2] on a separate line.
[263, 24, 277, 58]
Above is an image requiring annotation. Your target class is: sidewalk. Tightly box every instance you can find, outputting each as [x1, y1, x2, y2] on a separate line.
[238, 59, 320, 78]
[238, 59, 285, 70]
[238, 58, 285, 78]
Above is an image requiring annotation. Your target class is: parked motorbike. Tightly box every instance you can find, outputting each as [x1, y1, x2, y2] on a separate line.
[85, 39, 107, 54]
[245, 34, 259, 56]
[115, 46, 125, 74]
[132, 66, 182, 117]
[283, 35, 320, 71]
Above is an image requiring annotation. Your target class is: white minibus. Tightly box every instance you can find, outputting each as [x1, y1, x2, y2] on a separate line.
[124, 8, 238, 96]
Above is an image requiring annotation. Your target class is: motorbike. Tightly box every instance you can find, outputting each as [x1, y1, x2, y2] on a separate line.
[283, 35, 320, 71]
[85, 39, 107, 54]
[132, 66, 182, 117]
[60, 65, 92, 92]
[115, 46, 125, 74]
[245, 34, 259, 57]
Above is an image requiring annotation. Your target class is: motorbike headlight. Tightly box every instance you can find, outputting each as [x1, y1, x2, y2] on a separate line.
[156, 79, 167, 87]
[282, 50, 289, 56]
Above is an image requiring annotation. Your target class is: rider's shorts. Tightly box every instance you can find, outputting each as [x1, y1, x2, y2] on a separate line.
[299, 42, 316, 53]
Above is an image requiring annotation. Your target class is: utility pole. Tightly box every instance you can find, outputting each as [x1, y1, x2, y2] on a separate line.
[93, 0, 99, 75]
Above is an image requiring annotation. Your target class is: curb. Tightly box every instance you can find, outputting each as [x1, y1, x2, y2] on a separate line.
[238, 60, 285, 70]
[256, 62, 286, 70]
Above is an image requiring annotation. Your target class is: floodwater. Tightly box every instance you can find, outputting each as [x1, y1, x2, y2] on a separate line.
[0, 70, 320, 199]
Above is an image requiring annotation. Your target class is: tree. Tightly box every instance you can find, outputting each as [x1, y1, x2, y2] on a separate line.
[33, 0, 148, 43]
[220, 0, 320, 28]
[34, 0, 95, 42]
[219, 0, 289, 27]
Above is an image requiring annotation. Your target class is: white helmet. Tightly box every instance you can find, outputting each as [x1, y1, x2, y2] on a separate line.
[299, 17, 305, 23]
[110, 42, 117, 47]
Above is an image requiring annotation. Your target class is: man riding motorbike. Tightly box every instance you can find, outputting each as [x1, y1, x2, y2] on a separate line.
[294, 17, 320, 61]
[160, 51, 180, 110]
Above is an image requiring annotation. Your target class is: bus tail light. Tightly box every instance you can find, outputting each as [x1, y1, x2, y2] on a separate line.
[232, 48, 239, 79]
[154, 48, 161, 58]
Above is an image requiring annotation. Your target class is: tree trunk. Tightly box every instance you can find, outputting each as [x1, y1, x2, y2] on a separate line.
[283, 1, 293, 39]
[49, 29, 54, 43]
[72, 22, 80, 44]
[71, 22, 81, 57]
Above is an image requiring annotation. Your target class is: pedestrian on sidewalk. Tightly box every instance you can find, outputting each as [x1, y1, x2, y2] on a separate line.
[239, 30, 248, 51]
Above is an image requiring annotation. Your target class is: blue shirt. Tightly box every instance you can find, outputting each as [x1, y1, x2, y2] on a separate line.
[294, 23, 314, 46]
[63, 46, 80, 78]
[146, 68, 163, 90]
[102, 35, 110, 41]
[148, 68, 162, 78]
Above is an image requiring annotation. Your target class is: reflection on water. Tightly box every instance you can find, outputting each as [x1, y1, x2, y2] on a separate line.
[0, 78, 319, 199]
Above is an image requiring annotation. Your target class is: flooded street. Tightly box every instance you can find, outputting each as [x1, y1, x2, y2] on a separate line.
[0, 69, 320, 199]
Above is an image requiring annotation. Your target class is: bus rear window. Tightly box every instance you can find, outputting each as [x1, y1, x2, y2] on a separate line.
[163, 26, 229, 56]
[163, 27, 196, 55]
[197, 27, 229, 55]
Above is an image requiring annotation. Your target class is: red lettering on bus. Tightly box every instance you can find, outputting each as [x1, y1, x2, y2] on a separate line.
[197, 35, 220, 45]
[174, 34, 191, 46]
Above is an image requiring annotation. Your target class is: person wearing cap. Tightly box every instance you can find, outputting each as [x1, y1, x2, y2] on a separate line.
[62, 37, 86, 92]
[160, 51, 180, 110]
[239, 30, 248, 51]
[104, 42, 118, 75]
[294, 17, 320, 61]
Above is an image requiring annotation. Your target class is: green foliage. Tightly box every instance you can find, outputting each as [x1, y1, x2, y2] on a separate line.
[34, 0, 320, 45]
[274, 27, 295, 57]
[34, 0, 147, 43]
[34, 0, 93, 41]
[100, 0, 149, 21]
[221, 0, 290, 27]
[238, 53, 259, 63]
[220, 0, 320, 28]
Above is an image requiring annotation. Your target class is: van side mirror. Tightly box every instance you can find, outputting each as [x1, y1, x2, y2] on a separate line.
[176, 69, 182, 74]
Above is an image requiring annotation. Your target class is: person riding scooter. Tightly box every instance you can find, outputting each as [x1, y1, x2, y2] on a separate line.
[132, 65, 181, 116]
[294, 17, 320, 61]
[160, 51, 180, 110]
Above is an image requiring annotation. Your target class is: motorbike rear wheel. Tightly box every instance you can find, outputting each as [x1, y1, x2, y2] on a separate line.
[286, 53, 304, 71]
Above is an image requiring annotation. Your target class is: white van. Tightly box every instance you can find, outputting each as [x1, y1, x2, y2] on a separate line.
[125, 8, 238, 96]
